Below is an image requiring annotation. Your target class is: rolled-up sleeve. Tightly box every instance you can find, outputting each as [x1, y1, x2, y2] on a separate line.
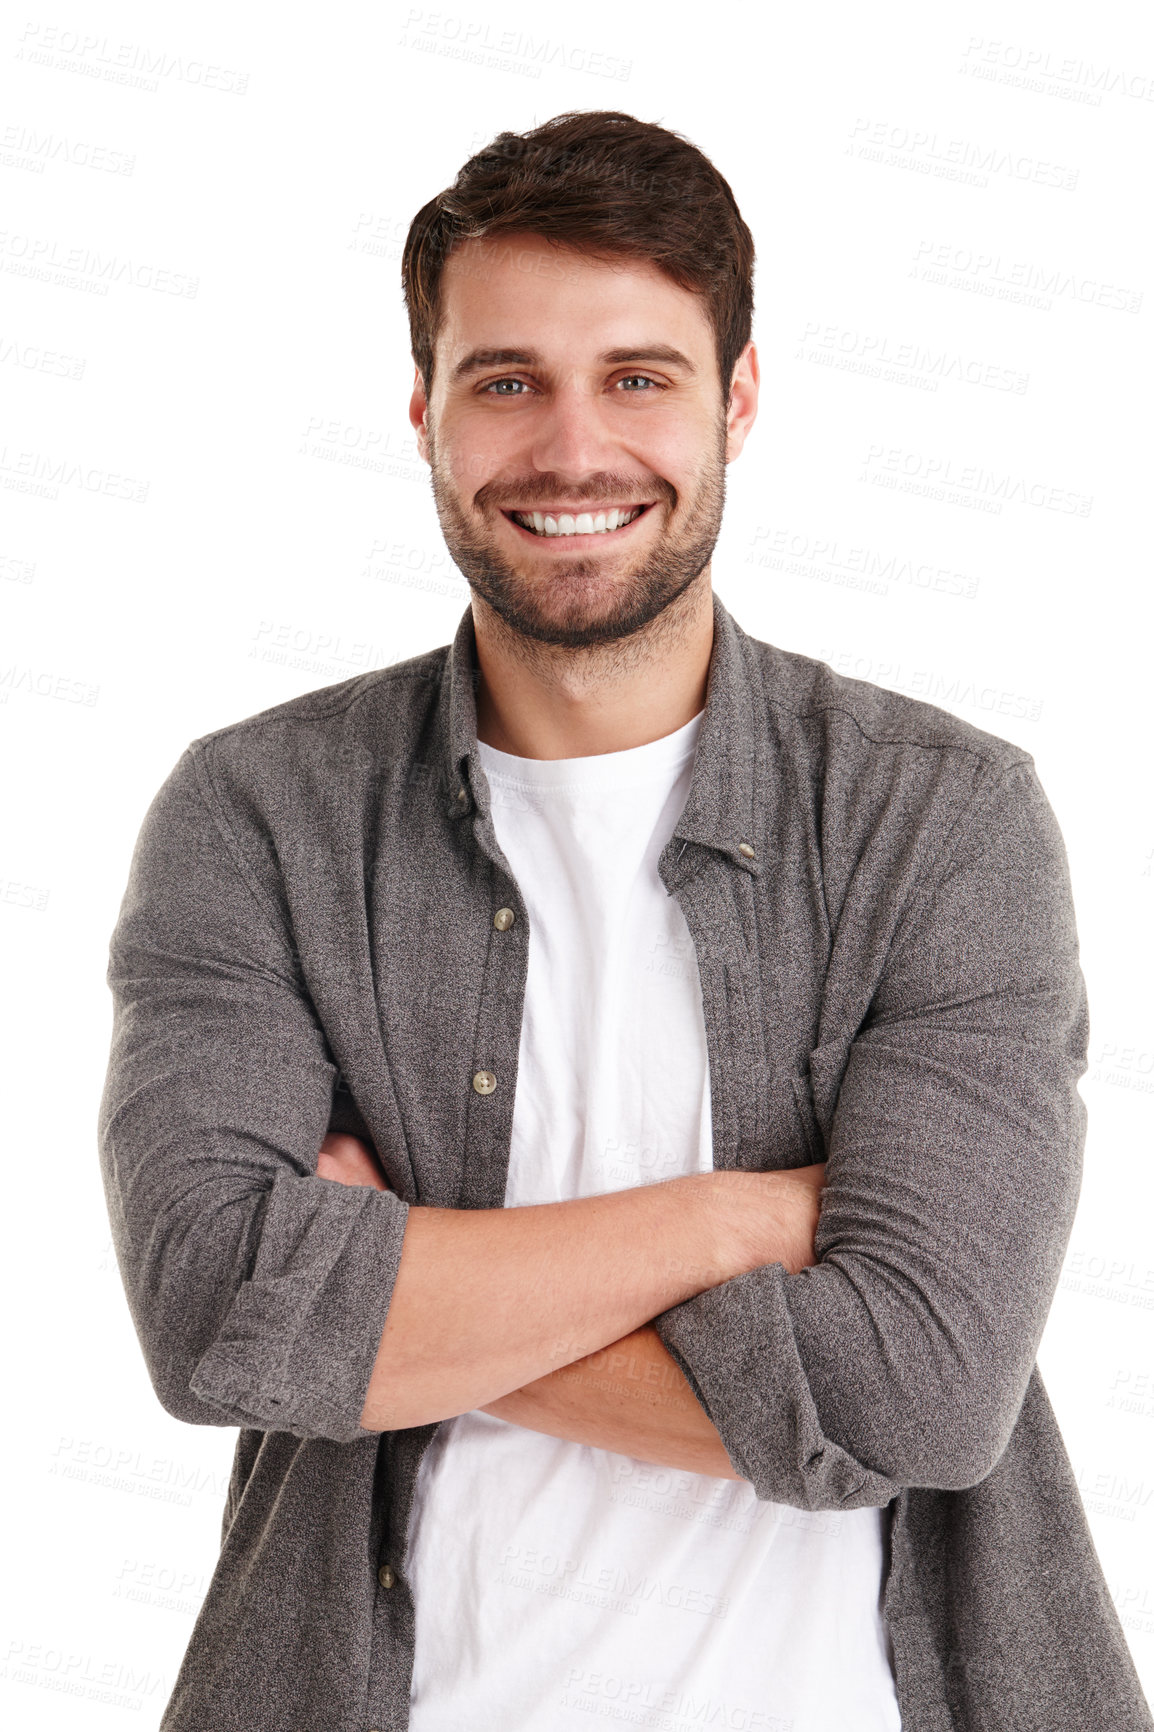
[652, 758, 1088, 1509]
[98, 745, 410, 1442]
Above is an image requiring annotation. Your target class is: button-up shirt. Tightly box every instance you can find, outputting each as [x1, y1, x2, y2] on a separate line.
[98, 591, 1154, 1732]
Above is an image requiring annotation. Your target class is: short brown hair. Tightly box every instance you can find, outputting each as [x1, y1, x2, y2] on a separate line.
[401, 110, 755, 404]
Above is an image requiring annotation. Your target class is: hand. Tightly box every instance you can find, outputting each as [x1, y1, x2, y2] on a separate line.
[708, 1161, 827, 1278]
[317, 1131, 392, 1192]
[771, 1161, 828, 1273]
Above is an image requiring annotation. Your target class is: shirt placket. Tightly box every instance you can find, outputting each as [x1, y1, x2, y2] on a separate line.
[660, 840, 773, 1173]
[365, 773, 531, 1732]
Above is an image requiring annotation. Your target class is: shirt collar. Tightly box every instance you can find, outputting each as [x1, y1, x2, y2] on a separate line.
[439, 589, 765, 878]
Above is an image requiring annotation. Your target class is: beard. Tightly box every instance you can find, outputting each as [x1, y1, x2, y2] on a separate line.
[425, 414, 728, 652]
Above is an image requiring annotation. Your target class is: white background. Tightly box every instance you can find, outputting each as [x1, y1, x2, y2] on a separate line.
[2, 0, 1152, 1723]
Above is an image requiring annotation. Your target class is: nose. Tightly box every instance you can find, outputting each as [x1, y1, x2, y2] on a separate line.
[526, 373, 621, 480]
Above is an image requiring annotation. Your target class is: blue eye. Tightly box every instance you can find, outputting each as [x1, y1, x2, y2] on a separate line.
[481, 373, 662, 397]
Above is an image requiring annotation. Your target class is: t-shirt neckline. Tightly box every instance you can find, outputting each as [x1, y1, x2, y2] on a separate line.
[476, 708, 704, 791]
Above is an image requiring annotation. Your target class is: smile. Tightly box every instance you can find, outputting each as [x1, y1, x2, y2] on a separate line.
[503, 504, 653, 538]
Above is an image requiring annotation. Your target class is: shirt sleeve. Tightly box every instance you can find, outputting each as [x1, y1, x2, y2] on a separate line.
[651, 758, 1089, 1508]
[97, 745, 411, 1443]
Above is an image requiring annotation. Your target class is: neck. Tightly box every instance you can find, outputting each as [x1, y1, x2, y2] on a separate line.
[472, 569, 714, 761]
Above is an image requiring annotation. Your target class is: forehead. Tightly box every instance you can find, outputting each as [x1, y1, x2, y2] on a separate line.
[436, 231, 714, 360]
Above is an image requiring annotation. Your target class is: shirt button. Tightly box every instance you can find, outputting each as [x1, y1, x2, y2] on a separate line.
[377, 1563, 396, 1589]
[472, 1070, 497, 1095]
[493, 907, 515, 931]
[738, 841, 756, 858]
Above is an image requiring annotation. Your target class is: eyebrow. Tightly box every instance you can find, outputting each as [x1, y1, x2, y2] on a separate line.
[450, 344, 698, 382]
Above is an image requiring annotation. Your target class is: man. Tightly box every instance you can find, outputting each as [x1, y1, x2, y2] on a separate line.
[99, 111, 1152, 1731]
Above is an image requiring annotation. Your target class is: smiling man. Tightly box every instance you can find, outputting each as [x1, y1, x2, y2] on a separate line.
[421, 239, 730, 672]
[99, 112, 1153, 1732]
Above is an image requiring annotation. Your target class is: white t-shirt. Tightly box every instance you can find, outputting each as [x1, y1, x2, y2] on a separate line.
[405, 710, 902, 1731]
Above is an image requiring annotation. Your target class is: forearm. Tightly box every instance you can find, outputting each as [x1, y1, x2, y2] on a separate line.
[326, 1133, 824, 1438]
[476, 1167, 826, 1475]
[482, 1323, 746, 1480]
[361, 1172, 735, 1431]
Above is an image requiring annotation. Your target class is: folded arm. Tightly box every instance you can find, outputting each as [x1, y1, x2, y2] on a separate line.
[408, 763, 1084, 1507]
[648, 759, 1089, 1508]
[318, 1133, 821, 1476]
[106, 744, 1083, 1501]
[482, 1327, 744, 1478]
[99, 743, 822, 1444]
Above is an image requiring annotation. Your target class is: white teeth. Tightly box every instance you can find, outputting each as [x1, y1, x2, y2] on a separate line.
[513, 506, 645, 537]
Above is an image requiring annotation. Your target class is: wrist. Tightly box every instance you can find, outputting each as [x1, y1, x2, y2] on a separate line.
[701, 1168, 808, 1281]
[652, 1171, 742, 1297]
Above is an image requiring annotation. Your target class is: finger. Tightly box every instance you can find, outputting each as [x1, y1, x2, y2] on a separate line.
[317, 1136, 392, 1191]
[318, 1152, 390, 1191]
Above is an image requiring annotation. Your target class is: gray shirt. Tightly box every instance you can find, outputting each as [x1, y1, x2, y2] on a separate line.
[98, 591, 1153, 1731]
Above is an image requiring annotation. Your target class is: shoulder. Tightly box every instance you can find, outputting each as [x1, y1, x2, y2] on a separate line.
[723, 611, 1053, 903]
[731, 617, 1037, 831]
[744, 630, 1030, 773]
[183, 642, 452, 797]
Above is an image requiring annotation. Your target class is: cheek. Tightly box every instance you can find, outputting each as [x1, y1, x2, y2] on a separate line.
[641, 446, 697, 506]
[442, 420, 519, 491]
[621, 415, 710, 487]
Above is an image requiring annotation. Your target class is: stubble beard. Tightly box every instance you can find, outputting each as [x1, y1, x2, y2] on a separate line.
[425, 413, 729, 673]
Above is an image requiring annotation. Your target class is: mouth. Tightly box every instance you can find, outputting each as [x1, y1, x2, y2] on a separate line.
[500, 502, 657, 542]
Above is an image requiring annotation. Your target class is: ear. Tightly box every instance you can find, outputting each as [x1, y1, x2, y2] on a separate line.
[409, 363, 431, 463]
[724, 341, 759, 463]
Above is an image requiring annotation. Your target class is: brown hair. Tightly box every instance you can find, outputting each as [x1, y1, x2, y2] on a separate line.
[401, 110, 755, 405]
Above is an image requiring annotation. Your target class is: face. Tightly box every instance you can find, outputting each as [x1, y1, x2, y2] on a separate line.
[409, 231, 758, 649]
